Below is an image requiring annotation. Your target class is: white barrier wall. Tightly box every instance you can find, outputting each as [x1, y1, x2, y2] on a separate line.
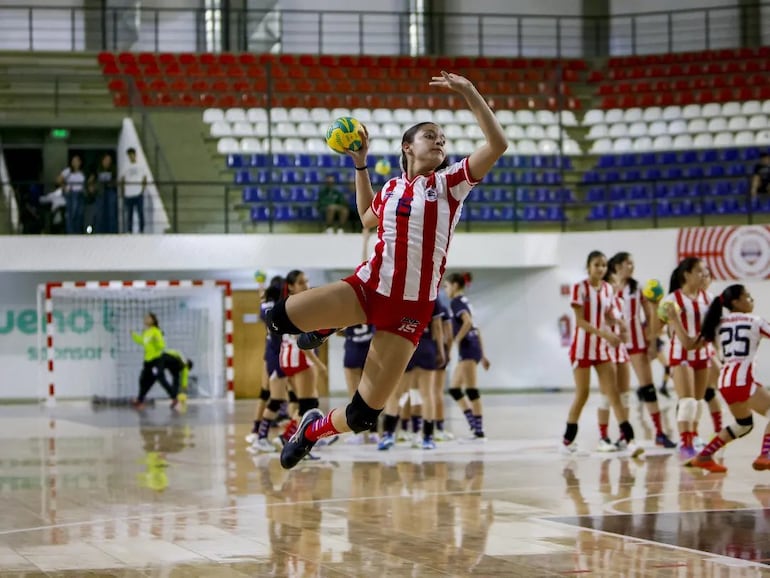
[2, 228, 770, 400]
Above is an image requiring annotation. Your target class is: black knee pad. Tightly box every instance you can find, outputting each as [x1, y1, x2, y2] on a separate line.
[638, 384, 657, 403]
[259, 388, 271, 401]
[704, 387, 716, 402]
[448, 388, 464, 401]
[727, 415, 753, 439]
[288, 390, 298, 403]
[267, 398, 284, 412]
[466, 388, 481, 401]
[298, 397, 319, 415]
[265, 299, 301, 335]
[346, 391, 382, 433]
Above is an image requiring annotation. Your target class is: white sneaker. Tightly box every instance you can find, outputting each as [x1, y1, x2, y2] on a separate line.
[434, 430, 454, 442]
[366, 432, 380, 443]
[345, 433, 364, 445]
[245, 432, 258, 445]
[396, 430, 411, 442]
[560, 441, 580, 455]
[252, 438, 276, 453]
[626, 440, 644, 458]
[325, 227, 335, 234]
[693, 436, 706, 451]
[597, 438, 619, 453]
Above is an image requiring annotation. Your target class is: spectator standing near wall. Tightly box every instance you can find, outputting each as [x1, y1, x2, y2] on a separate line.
[317, 174, 350, 233]
[58, 155, 86, 234]
[121, 147, 147, 233]
[89, 153, 118, 233]
[751, 151, 770, 197]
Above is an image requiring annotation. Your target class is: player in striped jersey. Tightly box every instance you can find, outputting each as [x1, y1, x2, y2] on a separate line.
[671, 285, 770, 473]
[698, 266, 724, 445]
[611, 252, 676, 448]
[266, 72, 508, 469]
[658, 257, 711, 458]
[562, 251, 639, 455]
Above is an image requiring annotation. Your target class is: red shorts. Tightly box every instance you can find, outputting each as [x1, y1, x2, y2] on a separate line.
[343, 274, 433, 346]
[571, 358, 611, 369]
[279, 346, 311, 378]
[670, 358, 712, 371]
[625, 346, 647, 356]
[719, 381, 758, 405]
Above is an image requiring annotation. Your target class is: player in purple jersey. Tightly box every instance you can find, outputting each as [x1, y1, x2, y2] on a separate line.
[340, 324, 378, 444]
[444, 272, 489, 440]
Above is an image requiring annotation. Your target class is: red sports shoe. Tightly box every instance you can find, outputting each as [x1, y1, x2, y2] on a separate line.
[752, 454, 770, 471]
[685, 455, 727, 473]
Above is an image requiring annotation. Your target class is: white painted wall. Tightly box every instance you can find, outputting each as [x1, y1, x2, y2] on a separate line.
[2, 228, 770, 401]
[610, 0, 741, 54]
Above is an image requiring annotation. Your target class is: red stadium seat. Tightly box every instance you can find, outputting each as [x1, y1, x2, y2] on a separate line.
[102, 62, 119, 75]
[217, 94, 237, 108]
[219, 53, 236, 66]
[639, 93, 655, 107]
[601, 95, 617, 109]
[588, 70, 603, 83]
[137, 52, 156, 66]
[98, 52, 115, 66]
[107, 78, 126, 92]
[179, 53, 196, 67]
[113, 92, 129, 107]
[118, 52, 136, 66]
[199, 53, 217, 66]
[170, 79, 190, 92]
[238, 53, 258, 66]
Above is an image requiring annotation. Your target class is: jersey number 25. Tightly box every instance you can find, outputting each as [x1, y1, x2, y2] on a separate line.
[719, 324, 751, 358]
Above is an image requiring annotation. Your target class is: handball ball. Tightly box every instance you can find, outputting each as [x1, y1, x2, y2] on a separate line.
[326, 117, 363, 154]
[254, 270, 267, 284]
[642, 279, 664, 303]
[374, 158, 391, 176]
[657, 300, 681, 323]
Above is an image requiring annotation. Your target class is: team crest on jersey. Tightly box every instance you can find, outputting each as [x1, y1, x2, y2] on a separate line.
[425, 186, 438, 201]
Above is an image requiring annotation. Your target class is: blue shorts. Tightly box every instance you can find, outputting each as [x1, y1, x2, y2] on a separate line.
[459, 340, 482, 363]
[343, 342, 370, 369]
[265, 350, 286, 379]
[407, 339, 438, 372]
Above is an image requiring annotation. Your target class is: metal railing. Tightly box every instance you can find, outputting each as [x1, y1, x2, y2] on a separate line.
[2, 178, 766, 236]
[0, 3, 765, 58]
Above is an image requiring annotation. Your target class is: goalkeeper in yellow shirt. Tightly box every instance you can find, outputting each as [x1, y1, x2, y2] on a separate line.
[131, 312, 174, 409]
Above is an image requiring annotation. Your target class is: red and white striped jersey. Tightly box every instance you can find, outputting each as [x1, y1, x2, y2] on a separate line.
[619, 282, 648, 352]
[665, 289, 711, 362]
[609, 293, 630, 364]
[279, 335, 310, 371]
[569, 279, 614, 362]
[355, 158, 478, 302]
[717, 313, 770, 388]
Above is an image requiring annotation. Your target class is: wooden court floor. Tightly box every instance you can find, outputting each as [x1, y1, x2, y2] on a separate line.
[0, 393, 769, 577]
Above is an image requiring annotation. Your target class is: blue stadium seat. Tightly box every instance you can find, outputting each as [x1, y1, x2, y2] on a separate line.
[248, 154, 268, 167]
[295, 154, 313, 167]
[468, 189, 485, 203]
[597, 156, 615, 169]
[713, 181, 731, 195]
[560, 157, 573, 170]
[256, 169, 274, 183]
[752, 197, 770, 213]
[269, 187, 290, 202]
[720, 149, 739, 162]
[693, 182, 712, 196]
[727, 164, 746, 176]
[670, 182, 691, 198]
[643, 168, 661, 180]
[522, 207, 539, 221]
[628, 203, 651, 219]
[582, 170, 599, 183]
[515, 188, 530, 202]
[496, 156, 514, 168]
[560, 189, 576, 203]
[469, 206, 494, 221]
[663, 167, 683, 179]
[316, 155, 338, 168]
[234, 170, 251, 184]
[685, 167, 704, 179]
[273, 154, 293, 167]
[735, 180, 750, 195]
[619, 154, 636, 167]
[519, 172, 536, 185]
[700, 150, 718, 163]
[603, 170, 620, 182]
[741, 148, 760, 161]
[303, 170, 320, 183]
[673, 201, 695, 217]
[494, 206, 515, 221]
[587, 187, 606, 202]
[242, 187, 268, 203]
[707, 165, 726, 178]
[296, 206, 320, 220]
[622, 169, 641, 182]
[639, 153, 656, 166]
[226, 154, 244, 168]
[680, 151, 698, 164]
[274, 205, 298, 221]
[513, 156, 533, 168]
[540, 172, 561, 185]
[609, 185, 626, 201]
[660, 152, 677, 165]
[545, 206, 565, 221]
[654, 183, 670, 198]
[587, 205, 608, 220]
[250, 205, 270, 222]
[656, 200, 671, 217]
[700, 199, 718, 215]
[719, 198, 743, 214]
[629, 184, 649, 200]
[281, 170, 303, 184]
[610, 203, 629, 219]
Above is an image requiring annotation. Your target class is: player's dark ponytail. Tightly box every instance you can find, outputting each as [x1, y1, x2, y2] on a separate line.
[700, 284, 744, 342]
[669, 257, 700, 294]
[611, 251, 637, 293]
[147, 312, 159, 327]
[446, 271, 472, 289]
[283, 270, 303, 298]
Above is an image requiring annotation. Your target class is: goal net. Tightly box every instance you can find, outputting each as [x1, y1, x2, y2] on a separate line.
[37, 280, 233, 405]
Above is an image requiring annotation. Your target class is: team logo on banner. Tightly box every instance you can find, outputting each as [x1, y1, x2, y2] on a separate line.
[677, 225, 770, 279]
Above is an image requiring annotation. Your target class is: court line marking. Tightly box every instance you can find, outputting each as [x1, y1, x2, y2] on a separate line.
[535, 515, 769, 570]
[602, 493, 766, 516]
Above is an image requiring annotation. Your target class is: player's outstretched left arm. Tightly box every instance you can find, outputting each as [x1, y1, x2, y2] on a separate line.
[430, 71, 508, 180]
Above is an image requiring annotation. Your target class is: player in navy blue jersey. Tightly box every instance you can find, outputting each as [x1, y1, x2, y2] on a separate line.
[444, 272, 489, 440]
[341, 324, 378, 444]
[433, 299, 454, 440]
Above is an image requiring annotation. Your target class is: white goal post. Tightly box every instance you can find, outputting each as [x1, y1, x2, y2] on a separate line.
[37, 280, 234, 406]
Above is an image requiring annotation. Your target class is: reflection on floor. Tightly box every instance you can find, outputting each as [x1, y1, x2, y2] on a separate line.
[0, 392, 769, 576]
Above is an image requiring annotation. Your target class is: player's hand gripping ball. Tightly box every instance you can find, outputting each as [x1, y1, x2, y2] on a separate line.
[642, 278, 664, 303]
[326, 117, 363, 154]
[657, 300, 681, 323]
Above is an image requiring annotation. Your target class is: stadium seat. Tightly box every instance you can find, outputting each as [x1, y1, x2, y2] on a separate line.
[210, 121, 232, 137]
[713, 132, 734, 147]
[734, 131, 755, 146]
[693, 134, 714, 148]
[217, 138, 240, 155]
[589, 138, 612, 154]
[583, 110, 604, 125]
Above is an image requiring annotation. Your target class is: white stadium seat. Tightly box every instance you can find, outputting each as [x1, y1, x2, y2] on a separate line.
[454, 110, 475, 124]
[661, 106, 682, 121]
[368, 139, 391, 154]
[224, 108, 247, 123]
[231, 121, 255, 137]
[734, 131, 755, 146]
[648, 121, 668, 137]
[495, 110, 515, 125]
[672, 134, 693, 150]
[444, 124, 464, 139]
[681, 104, 701, 120]
[253, 122, 269, 137]
[435, 109, 455, 124]
[727, 116, 748, 131]
[604, 108, 624, 124]
[524, 125, 545, 139]
[351, 108, 372, 122]
[465, 125, 484, 139]
[538, 139, 558, 154]
[707, 117, 727, 133]
[263, 138, 285, 152]
[505, 125, 525, 140]
[632, 136, 653, 151]
[283, 138, 305, 152]
[203, 108, 224, 123]
[687, 118, 707, 134]
[757, 130, 770, 145]
[535, 110, 556, 125]
[668, 120, 687, 135]
[713, 132, 734, 147]
[559, 110, 578, 126]
[762, 100, 770, 114]
[209, 121, 232, 138]
[627, 122, 647, 137]
[329, 107, 350, 118]
[516, 139, 538, 154]
[515, 110, 536, 125]
[296, 122, 318, 138]
[453, 139, 476, 155]
[273, 122, 296, 137]
[693, 133, 713, 148]
[587, 124, 608, 139]
[701, 103, 721, 118]
[382, 123, 401, 138]
[642, 107, 662, 122]
[304, 138, 326, 153]
[612, 137, 632, 152]
[583, 109, 604, 126]
[545, 125, 562, 140]
[589, 138, 612, 154]
[216, 137, 239, 154]
[391, 108, 413, 124]
[269, 108, 289, 123]
[239, 137, 262, 152]
[247, 108, 268, 123]
[309, 107, 331, 123]
[623, 107, 643, 123]
[749, 114, 768, 130]
[652, 135, 673, 150]
[562, 139, 582, 154]
[288, 107, 311, 122]
[721, 102, 741, 117]
[608, 123, 628, 138]
[742, 100, 761, 116]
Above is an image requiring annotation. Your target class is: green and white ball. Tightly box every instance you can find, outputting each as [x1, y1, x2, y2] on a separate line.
[326, 117, 363, 154]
